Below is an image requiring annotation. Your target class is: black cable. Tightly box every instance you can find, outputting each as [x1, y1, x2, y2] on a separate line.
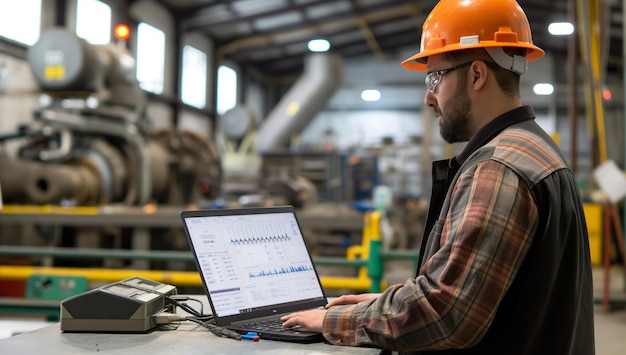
[165, 296, 213, 321]
[187, 318, 241, 341]
[173, 300, 201, 317]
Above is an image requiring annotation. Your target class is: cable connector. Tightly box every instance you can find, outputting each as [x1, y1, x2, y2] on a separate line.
[242, 332, 260, 341]
[152, 312, 187, 324]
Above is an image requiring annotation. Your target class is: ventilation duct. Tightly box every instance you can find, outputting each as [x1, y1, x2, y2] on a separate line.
[256, 53, 343, 152]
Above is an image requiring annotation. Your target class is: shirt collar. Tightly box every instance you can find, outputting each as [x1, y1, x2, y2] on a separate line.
[455, 105, 536, 165]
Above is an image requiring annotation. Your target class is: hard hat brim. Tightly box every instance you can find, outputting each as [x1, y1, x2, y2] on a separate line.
[401, 41, 545, 71]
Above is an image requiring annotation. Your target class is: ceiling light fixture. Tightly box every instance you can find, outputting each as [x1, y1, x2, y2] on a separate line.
[361, 89, 381, 102]
[548, 22, 574, 36]
[308, 39, 330, 52]
[533, 83, 554, 95]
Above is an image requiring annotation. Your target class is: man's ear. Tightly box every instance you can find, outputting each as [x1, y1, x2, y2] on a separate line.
[471, 61, 489, 90]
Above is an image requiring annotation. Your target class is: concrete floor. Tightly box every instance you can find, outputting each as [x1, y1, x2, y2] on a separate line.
[595, 304, 626, 355]
[593, 266, 626, 355]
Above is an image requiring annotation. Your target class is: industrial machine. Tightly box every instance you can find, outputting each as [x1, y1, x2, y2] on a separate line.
[0, 28, 424, 264]
[0, 28, 346, 209]
[0, 28, 221, 207]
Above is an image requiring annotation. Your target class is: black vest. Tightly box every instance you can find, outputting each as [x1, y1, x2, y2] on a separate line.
[392, 120, 595, 354]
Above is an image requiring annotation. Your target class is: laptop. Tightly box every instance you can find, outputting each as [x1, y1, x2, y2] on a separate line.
[180, 206, 328, 343]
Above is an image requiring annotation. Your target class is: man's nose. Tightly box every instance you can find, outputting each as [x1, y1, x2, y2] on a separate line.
[424, 90, 435, 108]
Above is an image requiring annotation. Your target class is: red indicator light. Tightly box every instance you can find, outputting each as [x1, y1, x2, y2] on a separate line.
[114, 24, 130, 41]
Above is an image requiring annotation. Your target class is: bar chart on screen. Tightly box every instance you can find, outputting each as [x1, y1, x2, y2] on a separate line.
[248, 264, 314, 278]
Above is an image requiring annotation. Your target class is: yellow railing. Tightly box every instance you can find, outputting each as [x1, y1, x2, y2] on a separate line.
[0, 211, 394, 293]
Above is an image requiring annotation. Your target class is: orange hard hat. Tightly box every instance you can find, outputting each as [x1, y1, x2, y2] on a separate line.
[402, 0, 545, 71]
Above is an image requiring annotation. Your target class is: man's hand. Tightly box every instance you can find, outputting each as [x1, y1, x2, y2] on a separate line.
[325, 293, 380, 308]
[280, 294, 380, 332]
[280, 309, 327, 332]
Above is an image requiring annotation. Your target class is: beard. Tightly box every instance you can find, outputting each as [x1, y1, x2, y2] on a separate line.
[437, 80, 473, 143]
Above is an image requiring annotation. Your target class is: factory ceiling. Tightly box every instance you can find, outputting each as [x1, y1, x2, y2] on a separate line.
[153, 0, 623, 80]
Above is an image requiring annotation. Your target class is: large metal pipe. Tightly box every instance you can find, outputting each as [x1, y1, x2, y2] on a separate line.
[0, 155, 99, 204]
[256, 53, 342, 152]
[0, 133, 216, 205]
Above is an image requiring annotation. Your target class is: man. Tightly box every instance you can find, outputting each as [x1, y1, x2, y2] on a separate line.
[281, 0, 595, 353]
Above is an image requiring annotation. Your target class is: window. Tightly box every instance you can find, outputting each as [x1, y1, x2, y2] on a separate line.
[136, 22, 165, 94]
[181, 45, 207, 109]
[0, 0, 42, 45]
[216, 65, 237, 115]
[76, 0, 111, 45]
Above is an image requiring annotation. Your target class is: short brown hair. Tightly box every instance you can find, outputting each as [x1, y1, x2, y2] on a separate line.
[443, 47, 524, 97]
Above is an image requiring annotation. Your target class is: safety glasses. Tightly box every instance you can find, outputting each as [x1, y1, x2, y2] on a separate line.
[424, 61, 473, 93]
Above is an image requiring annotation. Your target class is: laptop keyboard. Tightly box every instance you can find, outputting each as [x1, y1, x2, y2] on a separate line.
[241, 318, 303, 332]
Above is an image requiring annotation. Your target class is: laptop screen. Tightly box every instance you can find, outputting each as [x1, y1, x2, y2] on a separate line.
[182, 207, 326, 318]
